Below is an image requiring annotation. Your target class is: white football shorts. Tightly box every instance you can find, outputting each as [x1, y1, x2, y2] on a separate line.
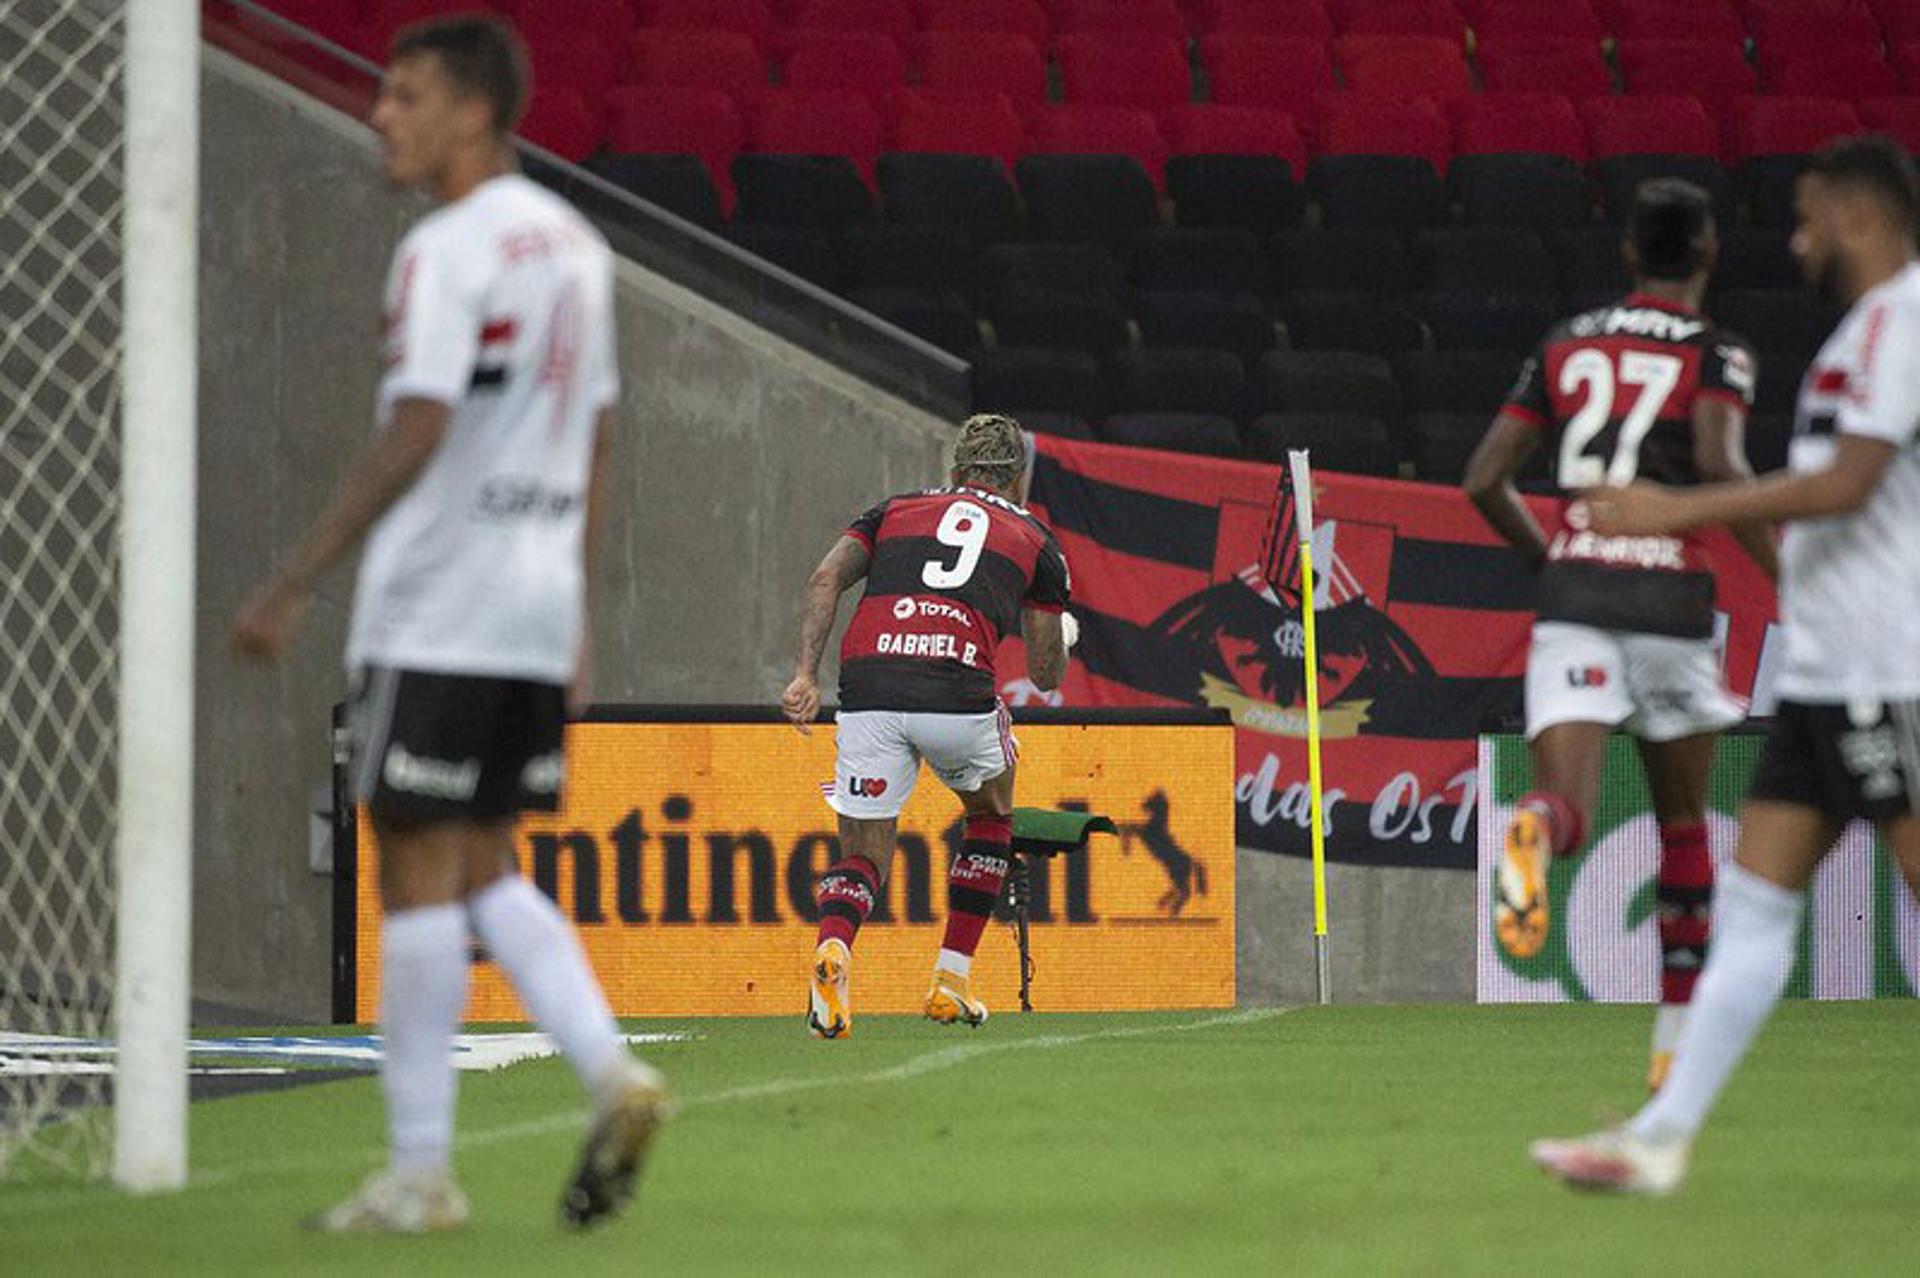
[1525, 621, 1746, 743]
[828, 700, 1017, 819]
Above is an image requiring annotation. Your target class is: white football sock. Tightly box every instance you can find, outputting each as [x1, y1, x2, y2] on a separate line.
[935, 948, 972, 978]
[468, 876, 627, 1097]
[379, 903, 470, 1176]
[1630, 864, 1804, 1143]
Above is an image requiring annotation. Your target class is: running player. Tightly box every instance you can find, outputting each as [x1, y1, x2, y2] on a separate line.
[231, 16, 664, 1232]
[1465, 179, 1777, 1089]
[780, 414, 1072, 1038]
[1534, 134, 1920, 1194]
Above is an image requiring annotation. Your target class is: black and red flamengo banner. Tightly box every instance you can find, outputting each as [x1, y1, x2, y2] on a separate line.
[994, 436, 1780, 870]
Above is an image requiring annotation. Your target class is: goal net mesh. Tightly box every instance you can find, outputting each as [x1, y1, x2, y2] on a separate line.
[0, 0, 125, 1178]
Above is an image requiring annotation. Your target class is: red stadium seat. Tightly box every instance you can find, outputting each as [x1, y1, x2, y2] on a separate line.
[1054, 0, 1189, 41]
[922, 0, 1051, 46]
[245, 0, 373, 53]
[1770, 46, 1899, 100]
[1610, 0, 1744, 41]
[604, 85, 747, 198]
[1477, 38, 1613, 97]
[1858, 95, 1920, 151]
[1741, 0, 1882, 49]
[1202, 35, 1337, 120]
[891, 90, 1027, 170]
[1875, 0, 1920, 46]
[645, 0, 779, 57]
[1581, 95, 1719, 158]
[916, 31, 1049, 111]
[500, 0, 637, 47]
[522, 35, 623, 112]
[519, 88, 601, 163]
[1026, 105, 1171, 185]
[1195, 0, 1335, 41]
[627, 30, 767, 95]
[750, 89, 886, 183]
[1896, 41, 1920, 91]
[792, 0, 918, 50]
[1617, 39, 1757, 110]
[782, 33, 907, 99]
[1451, 93, 1585, 162]
[1338, 36, 1473, 104]
[1163, 103, 1309, 175]
[1337, 0, 1468, 43]
[1317, 95, 1452, 175]
[1471, 0, 1603, 42]
[363, 0, 482, 55]
[1725, 96, 1864, 159]
[1056, 35, 1193, 112]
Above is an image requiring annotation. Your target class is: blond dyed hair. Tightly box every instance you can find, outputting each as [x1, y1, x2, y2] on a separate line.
[952, 413, 1026, 491]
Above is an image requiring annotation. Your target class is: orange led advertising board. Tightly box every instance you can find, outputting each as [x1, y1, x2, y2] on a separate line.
[344, 714, 1234, 1021]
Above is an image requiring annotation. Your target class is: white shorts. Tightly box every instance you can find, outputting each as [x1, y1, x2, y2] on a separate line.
[828, 701, 1017, 820]
[1525, 621, 1746, 743]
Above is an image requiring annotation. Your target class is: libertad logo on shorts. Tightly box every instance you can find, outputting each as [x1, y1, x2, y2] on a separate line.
[846, 777, 889, 798]
[1565, 665, 1609, 689]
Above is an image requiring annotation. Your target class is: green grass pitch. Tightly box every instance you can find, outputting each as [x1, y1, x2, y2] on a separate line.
[4, 1003, 1917, 1275]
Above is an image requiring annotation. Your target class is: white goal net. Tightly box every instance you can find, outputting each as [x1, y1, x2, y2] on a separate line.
[0, 0, 127, 1179]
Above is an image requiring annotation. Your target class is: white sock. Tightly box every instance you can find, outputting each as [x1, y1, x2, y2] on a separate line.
[1630, 864, 1804, 1143]
[935, 948, 972, 978]
[380, 904, 470, 1177]
[468, 876, 627, 1098]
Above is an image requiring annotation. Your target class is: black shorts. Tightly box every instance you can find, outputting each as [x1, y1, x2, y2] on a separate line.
[350, 665, 567, 823]
[1748, 698, 1920, 824]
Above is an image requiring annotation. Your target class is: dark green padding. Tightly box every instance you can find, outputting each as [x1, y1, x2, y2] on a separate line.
[1009, 808, 1117, 857]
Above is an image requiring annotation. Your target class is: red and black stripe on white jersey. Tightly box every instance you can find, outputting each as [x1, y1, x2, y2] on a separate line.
[838, 486, 1071, 713]
[1502, 293, 1759, 638]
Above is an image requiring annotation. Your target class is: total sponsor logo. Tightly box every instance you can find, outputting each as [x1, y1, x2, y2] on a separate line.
[891, 596, 975, 627]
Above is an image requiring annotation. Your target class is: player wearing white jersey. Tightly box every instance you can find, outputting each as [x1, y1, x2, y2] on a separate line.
[232, 17, 663, 1233]
[1532, 135, 1920, 1195]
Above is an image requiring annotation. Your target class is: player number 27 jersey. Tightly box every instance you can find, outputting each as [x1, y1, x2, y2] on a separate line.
[837, 487, 1071, 713]
[1502, 293, 1758, 638]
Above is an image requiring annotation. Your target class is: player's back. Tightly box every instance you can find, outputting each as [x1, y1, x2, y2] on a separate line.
[351, 173, 620, 684]
[838, 486, 1069, 713]
[1503, 293, 1758, 638]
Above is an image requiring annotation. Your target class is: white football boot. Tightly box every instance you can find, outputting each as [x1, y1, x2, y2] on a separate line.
[1530, 1126, 1691, 1196]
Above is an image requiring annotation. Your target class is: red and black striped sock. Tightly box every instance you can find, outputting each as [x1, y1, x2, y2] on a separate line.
[1657, 822, 1713, 1004]
[939, 814, 1013, 967]
[814, 856, 880, 950]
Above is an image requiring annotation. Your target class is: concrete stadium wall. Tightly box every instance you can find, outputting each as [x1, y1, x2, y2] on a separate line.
[194, 50, 952, 1019]
[1237, 860, 1476, 1004]
[192, 49, 1476, 1019]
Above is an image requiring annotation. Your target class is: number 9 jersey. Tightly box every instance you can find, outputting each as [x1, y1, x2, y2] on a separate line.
[836, 486, 1071, 713]
[1502, 293, 1759, 639]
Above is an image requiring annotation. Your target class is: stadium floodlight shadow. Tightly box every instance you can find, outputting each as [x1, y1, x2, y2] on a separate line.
[208, 0, 969, 417]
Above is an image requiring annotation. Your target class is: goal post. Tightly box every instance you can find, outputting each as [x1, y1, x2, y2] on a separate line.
[0, 0, 196, 1187]
[115, 0, 198, 1192]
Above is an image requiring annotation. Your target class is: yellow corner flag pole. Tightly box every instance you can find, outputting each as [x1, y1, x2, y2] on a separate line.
[1287, 450, 1331, 1006]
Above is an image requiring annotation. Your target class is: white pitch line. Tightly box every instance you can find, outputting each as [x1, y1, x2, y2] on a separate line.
[0, 1007, 1295, 1213]
[462, 1005, 1294, 1148]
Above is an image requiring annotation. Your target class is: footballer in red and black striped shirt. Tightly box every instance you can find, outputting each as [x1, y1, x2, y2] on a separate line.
[782, 415, 1071, 1040]
[1466, 178, 1779, 1094]
[836, 479, 1070, 713]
